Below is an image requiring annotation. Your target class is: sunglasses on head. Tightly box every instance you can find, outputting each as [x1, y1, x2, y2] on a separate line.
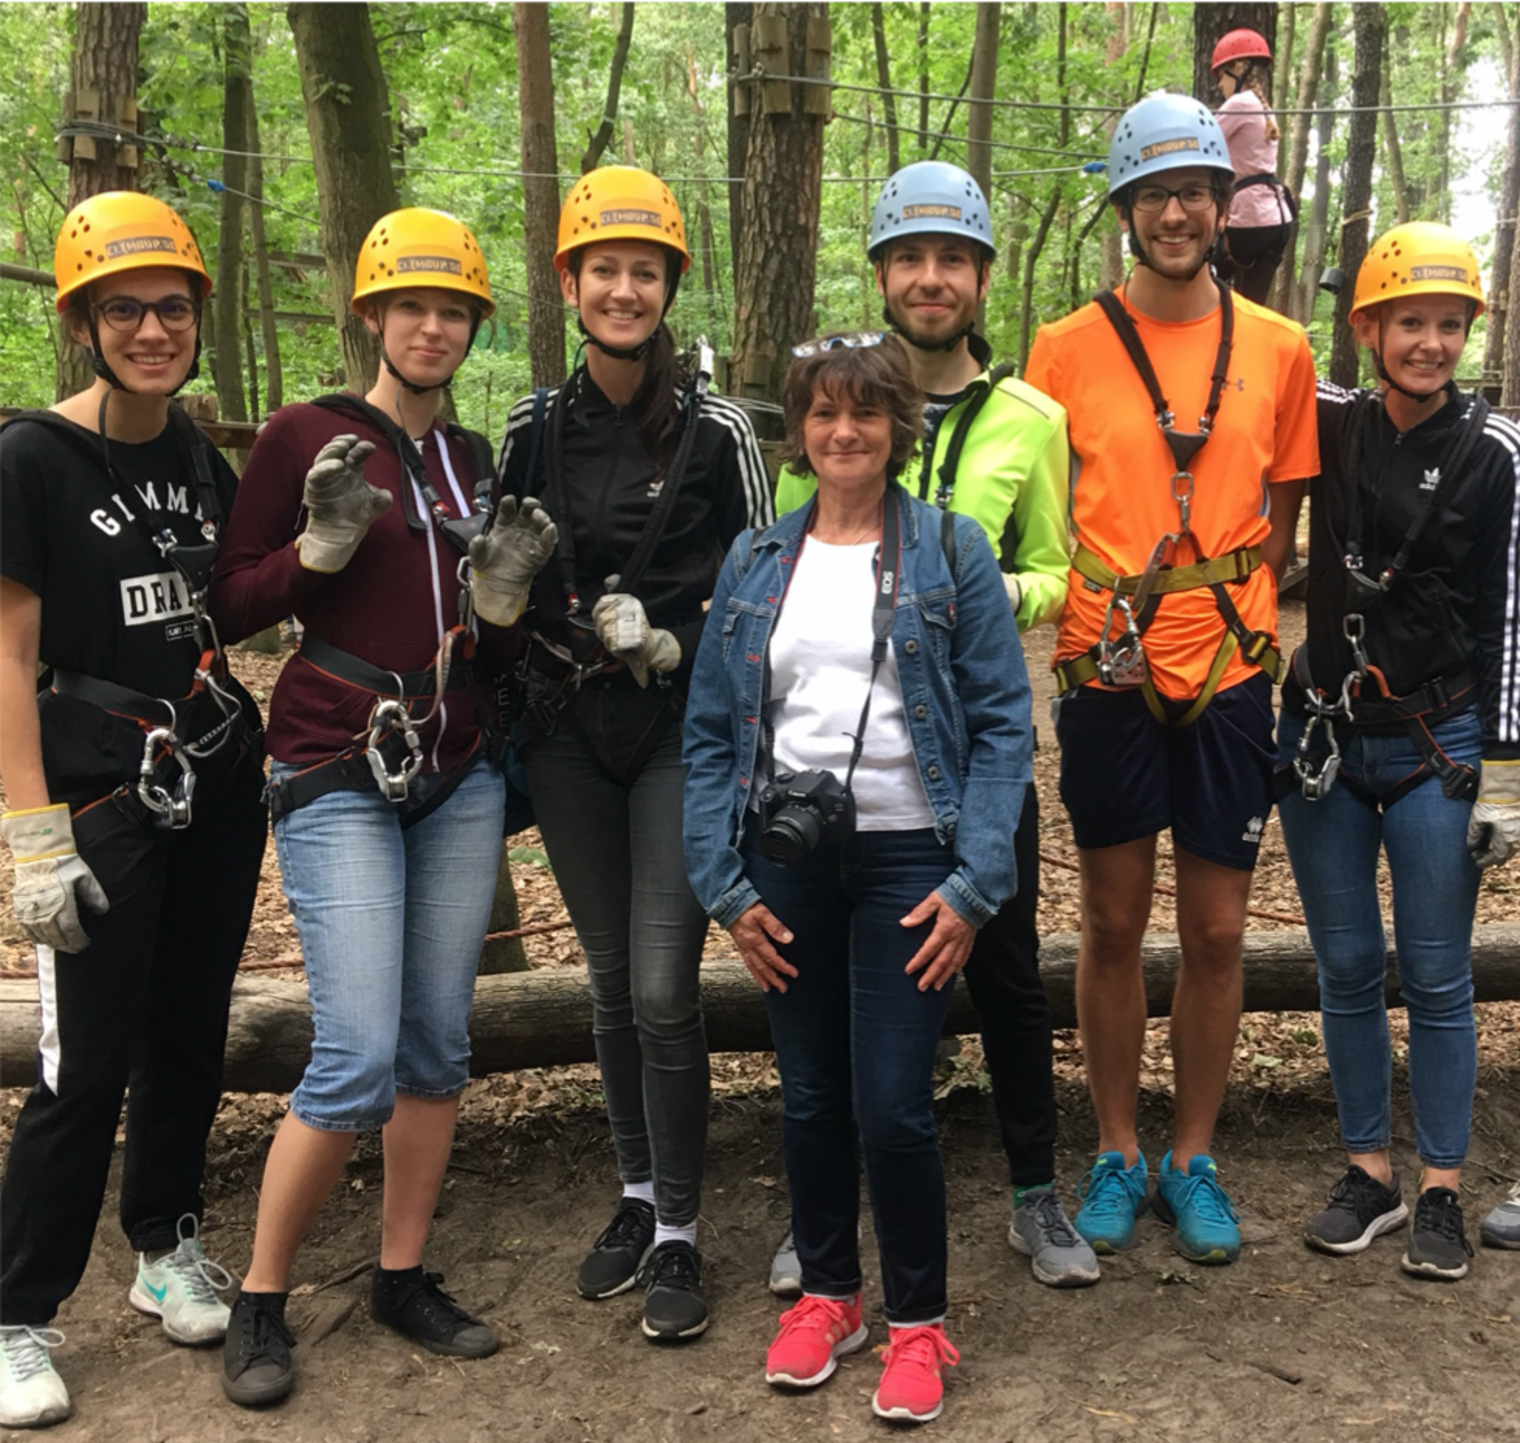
[790, 331, 885, 359]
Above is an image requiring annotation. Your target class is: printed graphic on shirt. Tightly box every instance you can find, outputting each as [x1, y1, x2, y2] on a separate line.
[119, 569, 196, 629]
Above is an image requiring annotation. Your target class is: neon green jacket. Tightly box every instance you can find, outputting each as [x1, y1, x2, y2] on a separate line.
[774, 349, 1071, 633]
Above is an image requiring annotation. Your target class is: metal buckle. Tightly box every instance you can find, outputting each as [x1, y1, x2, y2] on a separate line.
[1096, 595, 1147, 687]
[137, 719, 196, 829]
[365, 699, 424, 802]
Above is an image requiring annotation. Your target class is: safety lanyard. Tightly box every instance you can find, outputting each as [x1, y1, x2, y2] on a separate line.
[761, 485, 902, 796]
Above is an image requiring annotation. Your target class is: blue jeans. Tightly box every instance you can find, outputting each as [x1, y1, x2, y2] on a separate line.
[272, 758, 505, 1131]
[1276, 708, 1480, 1169]
[746, 827, 957, 1326]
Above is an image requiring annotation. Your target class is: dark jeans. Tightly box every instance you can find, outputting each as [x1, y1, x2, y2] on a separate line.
[748, 826, 957, 1325]
[961, 781, 1054, 1185]
[523, 681, 710, 1227]
[0, 750, 266, 1325]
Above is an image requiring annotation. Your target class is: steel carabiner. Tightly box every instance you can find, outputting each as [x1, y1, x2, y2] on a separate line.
[365, 699, 424, 802]
[137, 720, 197, 829]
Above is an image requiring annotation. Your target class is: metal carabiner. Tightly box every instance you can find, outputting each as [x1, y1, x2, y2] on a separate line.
[138, 721, 197, 829]
[365, 699, 424, 802]
[1342, 613, 1371, 675]
[1169, 469, 1195, 534]
[1097, 594, 1147, 687]
[1293, 701, 1342, 801]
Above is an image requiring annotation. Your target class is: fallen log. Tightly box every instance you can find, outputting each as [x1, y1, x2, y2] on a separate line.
[4, 925, 1520, 1093]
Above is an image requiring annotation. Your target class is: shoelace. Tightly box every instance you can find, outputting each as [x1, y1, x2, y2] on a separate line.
[645, 1244, 700, 1291]
[395, 1272, 477, 1327]
[1174, 1171, 1239, 1224]
[593, 1202, 652, 1252]
[776, 1294, 851, 1336]
[1026, 1190, 1082, 1247]
[882, 1325, 960, 1372]
[1415, 1192, 1474, 1254]
[0, 1326, 65, 1383]
[1325, 1167, 1389, 1218]
[235, 1301, 296, 1363]
[161, 1214, 233, 1303]
[1078, 1165, 1134, 1213]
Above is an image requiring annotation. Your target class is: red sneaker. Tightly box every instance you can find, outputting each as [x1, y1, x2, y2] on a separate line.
[871, 1323, 960, 1422]
[764, 1293, 868, 1388]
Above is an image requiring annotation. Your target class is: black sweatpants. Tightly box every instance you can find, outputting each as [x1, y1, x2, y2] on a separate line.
[961, 781, 1056, 1187]
[0, 749, 266, 1325]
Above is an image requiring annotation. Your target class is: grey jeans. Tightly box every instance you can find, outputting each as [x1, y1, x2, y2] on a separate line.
[522, 681, 710, 1226]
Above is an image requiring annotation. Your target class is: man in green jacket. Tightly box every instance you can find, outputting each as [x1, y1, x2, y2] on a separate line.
[770, 161, 1092, 1288]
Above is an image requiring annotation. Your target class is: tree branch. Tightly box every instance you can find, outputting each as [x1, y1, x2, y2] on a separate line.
[580, 2, 637, 174]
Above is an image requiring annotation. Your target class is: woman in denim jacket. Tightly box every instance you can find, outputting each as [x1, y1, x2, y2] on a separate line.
[683, 334, 1031, 1425]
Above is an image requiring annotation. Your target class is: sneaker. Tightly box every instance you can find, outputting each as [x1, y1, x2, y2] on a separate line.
[1480, 1181, 1520, 1249]
[1304, 1165, 1408, 1255]
[871, 1323, 960, 1424]
[765, 1294, 868, 1388]
[576, 1198, 655, 1301]
[1154, 1152, 1241, 1264]
[1401, 1188, 1474, 1280]
[769, 1228, 802, 1297]
[1073, 1151, 1149, 1253]
[0, 1326, 70, 1430]
[129, 1213, 233, 1345]
[370, 1268, 498, 1358]
[640, 1241, 709, 1341]
[221, 1291, 296, 1408]
[1009, 1187, 1101, 1287]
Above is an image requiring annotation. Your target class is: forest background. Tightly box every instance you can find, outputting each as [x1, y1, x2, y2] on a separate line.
[1, 0, 1517, 442]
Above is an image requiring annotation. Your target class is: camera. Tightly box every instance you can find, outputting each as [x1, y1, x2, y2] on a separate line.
[757, 769, 855, 867]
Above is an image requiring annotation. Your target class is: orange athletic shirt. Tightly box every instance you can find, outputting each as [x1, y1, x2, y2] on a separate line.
[1025, 290, 1318, 700]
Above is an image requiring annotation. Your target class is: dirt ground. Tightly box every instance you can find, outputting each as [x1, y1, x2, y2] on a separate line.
[4, 601, 1520, 1442]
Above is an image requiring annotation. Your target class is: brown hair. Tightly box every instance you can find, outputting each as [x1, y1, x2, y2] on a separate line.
[779, 334, 923, 479]
[1227, 60, 1280, 142]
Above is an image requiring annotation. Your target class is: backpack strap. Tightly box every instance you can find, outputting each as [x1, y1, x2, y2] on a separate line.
[933, 361, 1018, 510]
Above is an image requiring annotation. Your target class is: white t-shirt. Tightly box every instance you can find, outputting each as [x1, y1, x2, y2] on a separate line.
[763, 536, 935, 831]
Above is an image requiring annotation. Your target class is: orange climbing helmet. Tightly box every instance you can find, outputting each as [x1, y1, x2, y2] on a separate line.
[554, 166, 690, 274]
[1211, 28, 1272, 73]
[54, 191, 212, 314]
[351, 208, 495, 318]
[1351, 222, 1485, 320]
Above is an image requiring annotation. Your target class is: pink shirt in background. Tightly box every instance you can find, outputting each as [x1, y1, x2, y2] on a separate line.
[1218, 89, 1290, 229]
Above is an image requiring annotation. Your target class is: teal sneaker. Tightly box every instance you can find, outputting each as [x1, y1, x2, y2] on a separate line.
[1073, 1151, 1149, 1253]
[1154, 1151, 1241, 1264]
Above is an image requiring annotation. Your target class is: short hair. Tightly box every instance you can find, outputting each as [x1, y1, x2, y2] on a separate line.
[780, 334, 923, 478]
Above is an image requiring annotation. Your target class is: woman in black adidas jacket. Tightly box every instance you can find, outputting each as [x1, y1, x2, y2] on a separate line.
[1277, 223, 1520, 1279]
[497, 168, 770, 1341]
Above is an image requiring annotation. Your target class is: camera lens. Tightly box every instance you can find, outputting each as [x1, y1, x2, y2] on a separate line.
[759, 804, 824, 868]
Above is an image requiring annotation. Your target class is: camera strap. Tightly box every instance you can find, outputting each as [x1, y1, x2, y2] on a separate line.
[761, 486, 903, 795]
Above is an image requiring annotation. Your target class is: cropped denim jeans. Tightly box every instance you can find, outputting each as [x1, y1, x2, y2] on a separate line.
[272, 757, 505, 1131]
[1276, 707, 1481, 1169]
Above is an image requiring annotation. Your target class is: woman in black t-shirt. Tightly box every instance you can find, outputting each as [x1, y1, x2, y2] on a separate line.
[0, 193, 267, 1429]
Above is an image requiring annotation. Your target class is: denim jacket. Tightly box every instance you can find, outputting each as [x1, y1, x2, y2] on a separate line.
[682, 483, 1033, 931]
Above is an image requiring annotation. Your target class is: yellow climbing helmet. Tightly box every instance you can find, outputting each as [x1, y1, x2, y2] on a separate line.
[554, 166, 690, 274]
[1351, 222, 1485, 320]
[351, 208, 495, 318]
[54, 191, 212, 314]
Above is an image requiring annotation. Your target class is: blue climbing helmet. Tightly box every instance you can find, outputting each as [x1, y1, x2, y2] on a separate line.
[1107, 93, 1234, 200]
[868, 161, 996, 262]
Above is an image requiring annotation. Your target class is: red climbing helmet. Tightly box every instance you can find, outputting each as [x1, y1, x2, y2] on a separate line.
[1211, 28, 1272, 74]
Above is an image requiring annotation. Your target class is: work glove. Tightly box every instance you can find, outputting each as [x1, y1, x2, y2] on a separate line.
[467, 495, 558, 628]
[1, 804, 109, 953]
[592, 592, 680, 688]
[1468, 758, 1520, 870]
[294, 435, 390, 573]
[1002, 571, 1023, 617]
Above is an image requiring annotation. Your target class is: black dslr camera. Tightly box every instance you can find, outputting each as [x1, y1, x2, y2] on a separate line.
[757, 769, 855, 867]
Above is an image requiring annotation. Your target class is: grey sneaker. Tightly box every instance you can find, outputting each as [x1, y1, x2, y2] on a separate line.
[769, 1228, 802, 1298]
[1480, 1182, 1520, 1249]
[1304, 1165, 1408, 1255]
[129, 1213, 233, 1345]
[0, 1326, 71, 1430]
[1009, 1187, 1101, 1287]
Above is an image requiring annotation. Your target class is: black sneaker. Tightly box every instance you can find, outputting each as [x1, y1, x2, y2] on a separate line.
[640, 1241, 709, 1342]
[222, 1291, 296, 1408]
[1401, 1188, 1474, 1280]
[1305, 1165, 1409, 1255]
[370, 1268, 498, 1358]
[576, 1198, 656, 1300]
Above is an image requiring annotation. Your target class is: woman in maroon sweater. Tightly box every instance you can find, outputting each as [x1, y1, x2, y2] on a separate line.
[209, 208, 555, 1408]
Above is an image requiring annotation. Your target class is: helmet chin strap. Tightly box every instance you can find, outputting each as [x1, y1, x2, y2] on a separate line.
[1122, 201, 1223, 283]
[375, 304, 482, 395]
[577, 314, 661, 363]
[880, 303, 974, 354]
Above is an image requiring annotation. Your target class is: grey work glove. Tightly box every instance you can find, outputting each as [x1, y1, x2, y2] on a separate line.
[1002, 571, 1023, 617]
[294, 435, 390, 574]
[1468, 759, 1520, 870]
[467, 495, 558, 627]
[1, 804, 109, 953]
[591, 592, 680, 688]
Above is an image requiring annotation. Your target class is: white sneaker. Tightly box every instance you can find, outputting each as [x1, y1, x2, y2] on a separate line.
[0, 1326, 71, 1429]
[128, 1213, 233, 1345]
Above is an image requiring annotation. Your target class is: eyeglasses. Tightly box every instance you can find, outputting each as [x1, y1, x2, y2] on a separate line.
[1130, 184, 1221, 215]
[91, 296, 201, 333]
[791, 331, 884, 359]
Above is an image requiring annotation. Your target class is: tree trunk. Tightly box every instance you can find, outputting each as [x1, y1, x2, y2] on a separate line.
[1486, 2, 1520, 386]
[514, 1, 566, 389]
[967, 2, 1000, 336]
[726, 2, 754, 294]
[1271, 1, 1331, 316]
[477, 850, 529, 975]
[12, 926, 1520, 1092]
[1436, 3, 1472, 225]
[686, 42, 722, 337]
[729, 3, 828, 404]
[1272, 0, 1296, 113]
[1329, 2, 1384, 391]
[1296, 39, 1336, 327]
[1019, 3, 1066, 367]
[58, 1, 147, 402]
[917, 1, 931, 154]
[213, 3, 251, 425]
[1192, 3, 1277, 105]
[246, 99, 283, 415]
[580, 2, 636, 173]
[287, 2, 399, 393]
[871, 1, 900, 175]
[1378, 28, 1409, 227]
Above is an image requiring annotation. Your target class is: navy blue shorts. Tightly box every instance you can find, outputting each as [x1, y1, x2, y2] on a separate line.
[1054, 672, 1276, 870]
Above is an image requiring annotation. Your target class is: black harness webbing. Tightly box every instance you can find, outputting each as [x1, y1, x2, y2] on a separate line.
[296, 633, 477, 699]
[917, 362, 1018, 511]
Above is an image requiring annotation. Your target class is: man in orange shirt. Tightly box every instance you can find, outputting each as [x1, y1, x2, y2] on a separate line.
[1025, 93, 1317, 1266]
